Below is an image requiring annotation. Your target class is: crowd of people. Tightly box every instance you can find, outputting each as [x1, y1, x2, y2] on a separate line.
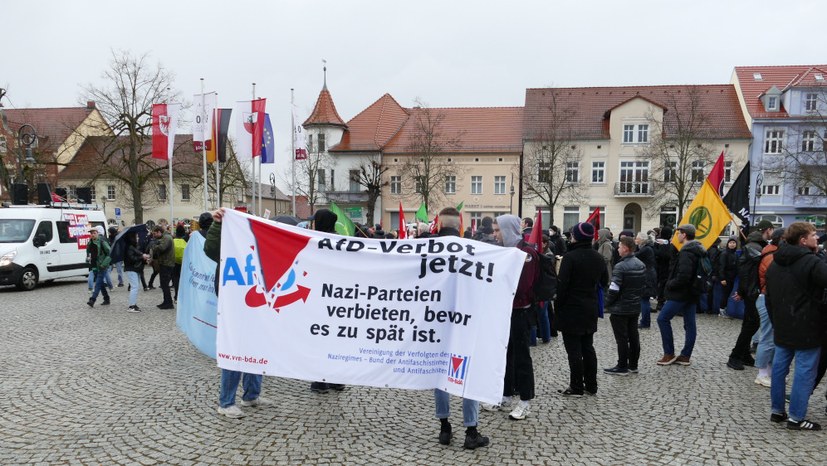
[84, 207, 827, 445]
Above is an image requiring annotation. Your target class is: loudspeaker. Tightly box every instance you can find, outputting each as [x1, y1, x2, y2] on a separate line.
[37, 183, 52, 205]
[11, 183, 28, 205]
[54, 187, 67, 199]
[76, 187, 92, 204]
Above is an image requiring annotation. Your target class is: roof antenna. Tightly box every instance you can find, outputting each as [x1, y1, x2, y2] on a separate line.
[322, 59, 327, 89]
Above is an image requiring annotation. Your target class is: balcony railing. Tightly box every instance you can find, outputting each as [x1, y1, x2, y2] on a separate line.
[322, 190, 369, 204]
[614, 181, 655, 197]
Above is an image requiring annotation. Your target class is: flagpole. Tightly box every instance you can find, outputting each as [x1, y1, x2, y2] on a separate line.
[251, 83, 257, 216]
[167, 96, 174, 225]
[200, 79, 209, 211]
[291, 88, 296, 217]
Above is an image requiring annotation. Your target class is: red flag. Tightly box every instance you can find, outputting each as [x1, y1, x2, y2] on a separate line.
[151, 103, 172, 160]
[430, 215, 440, 234]
[528, 210, 543, 248]
[251, 99, 266, 157]
[707, 151, 725, 195]
[585, 207, 601, 241]
[398, 203, 407, 239]
[471, 218, 477, 236]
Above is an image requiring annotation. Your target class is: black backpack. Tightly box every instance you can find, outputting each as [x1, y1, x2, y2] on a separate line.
[692, 254, 713, 295]
[534, 252, 558, 301]
[738, 246, 769, 300]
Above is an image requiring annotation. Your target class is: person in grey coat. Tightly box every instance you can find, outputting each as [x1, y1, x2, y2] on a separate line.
[604, 237, 647, 375]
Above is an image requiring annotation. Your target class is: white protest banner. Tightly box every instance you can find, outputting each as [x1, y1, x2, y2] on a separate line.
[216, 209, 525, 404]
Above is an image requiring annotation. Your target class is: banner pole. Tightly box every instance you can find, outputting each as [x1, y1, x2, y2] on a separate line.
[291, 88, 296, 218]
[201, 79, 208, 211]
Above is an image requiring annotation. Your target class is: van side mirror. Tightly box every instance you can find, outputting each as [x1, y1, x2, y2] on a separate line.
[33, 234, 47, 248]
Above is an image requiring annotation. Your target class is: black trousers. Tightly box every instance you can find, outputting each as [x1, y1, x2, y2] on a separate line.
[562, 331, 598, 394]
[720, 281, 735, 309]
[503, 307, 535, 401]
[159, 265, 174, 306]
[609, 314, 640, 370]
[729, 296, 759, 361]
[172, 263, 182, 300]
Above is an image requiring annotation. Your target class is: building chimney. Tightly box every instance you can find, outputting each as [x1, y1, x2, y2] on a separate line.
[86, 100, 96, 109]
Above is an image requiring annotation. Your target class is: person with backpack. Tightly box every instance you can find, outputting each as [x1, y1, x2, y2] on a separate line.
[727, 220, 774, 371]
[754, 228, 784, 387]
[717, 237, 739, 316]
[656, 224, 706, 366]
[86, 225, 112, 308]
[554, 222, 608, 395]
[766, 222, 827, 431]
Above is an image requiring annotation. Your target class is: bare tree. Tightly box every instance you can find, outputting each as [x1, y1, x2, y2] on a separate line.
[522, 90, 585, 225]
[80, 50, 179, 223]
[351, 157, 388, 226]
[282, 147, 333, 216]
[644, 86, 718, 220]
[400, 101, 463, 213]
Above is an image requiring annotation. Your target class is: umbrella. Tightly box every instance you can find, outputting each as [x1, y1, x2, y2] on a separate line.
[110, 224, 150, 263]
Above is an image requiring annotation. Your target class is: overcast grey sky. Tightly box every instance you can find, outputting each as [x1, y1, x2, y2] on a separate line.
[3, 0, 823, 185]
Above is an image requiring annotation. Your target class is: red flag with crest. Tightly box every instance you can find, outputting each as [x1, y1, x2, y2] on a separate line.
[151, 103, 180, 160]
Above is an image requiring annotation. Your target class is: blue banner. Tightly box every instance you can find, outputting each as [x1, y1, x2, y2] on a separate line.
[176, 233, 218, 359]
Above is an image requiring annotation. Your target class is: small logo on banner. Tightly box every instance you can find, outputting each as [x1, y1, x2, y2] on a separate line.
[448, 354, 469, 385]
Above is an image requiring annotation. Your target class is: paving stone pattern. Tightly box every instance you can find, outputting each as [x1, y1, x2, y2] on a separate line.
[0, 279, 823, 465]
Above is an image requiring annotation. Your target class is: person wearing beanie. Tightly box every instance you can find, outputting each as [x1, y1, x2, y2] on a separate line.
[656, 224, 706, 366]
[554, 222, 608, 396]
[483, 214, 539, 422]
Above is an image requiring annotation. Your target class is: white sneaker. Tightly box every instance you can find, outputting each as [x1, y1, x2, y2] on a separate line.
[509, 401, 530, 420]
[240, 397, 271, 407]
[754, 375, 771, 388]
[217, 404, 245, 418]
[499, 396, 515, 412]
[480, 403, 500, 412]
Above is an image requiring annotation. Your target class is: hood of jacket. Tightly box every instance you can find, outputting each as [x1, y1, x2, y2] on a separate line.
[313, 209, 338, 233]
[746, 230, 767, 246]
[495, 214, 522, 247]
[598, 229, 612, 243]
[680, 239, 706, 257]
[773, 243, 813, 267]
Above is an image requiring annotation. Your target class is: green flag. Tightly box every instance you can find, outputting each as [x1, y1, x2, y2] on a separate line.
[415, 203, 429, 222]
[456, 200, 464, 211]
[328, 202, 356, 236]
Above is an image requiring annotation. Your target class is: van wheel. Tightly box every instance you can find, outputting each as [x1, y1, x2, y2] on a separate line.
[16, 266, 38, 291]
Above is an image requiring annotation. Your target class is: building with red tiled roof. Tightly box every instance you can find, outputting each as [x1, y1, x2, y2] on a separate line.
[523, 84, 752, 232]
[0, 102, 111, 202]
[731, 65, 827, 228]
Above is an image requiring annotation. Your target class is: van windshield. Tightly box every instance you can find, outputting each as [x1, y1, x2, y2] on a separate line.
[0, 219, 36, 243]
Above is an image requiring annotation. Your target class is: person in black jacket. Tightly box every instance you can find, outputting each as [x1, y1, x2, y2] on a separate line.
[717, 237, 739, 315]
[653, 226, 677, 311]
[554, 222, 609, 396]
[766, 222, 827, 431]
[706, 238, 722, 314]
[605, 236, 646, 375]
[656, 224, 706, 366]
[634, 232, 657, 328]
[123, 232, 145, 312]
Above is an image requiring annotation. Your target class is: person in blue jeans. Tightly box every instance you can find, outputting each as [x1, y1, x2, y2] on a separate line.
[766, 222, 827, 431]
[753, 228, 783, 387]
[656, 224, 705, 366]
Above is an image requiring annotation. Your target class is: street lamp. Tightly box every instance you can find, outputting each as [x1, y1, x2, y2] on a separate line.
[270, 173, 277, 216]
[17, 124, 37, 182]
[752, 172, 763, 229]
[509, 173, 516, 214]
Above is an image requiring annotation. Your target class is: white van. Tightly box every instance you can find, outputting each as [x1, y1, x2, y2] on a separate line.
[0, 206, 107, 290]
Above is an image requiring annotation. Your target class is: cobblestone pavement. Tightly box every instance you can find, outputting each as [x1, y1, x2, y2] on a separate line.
[1, 279, 825, 465]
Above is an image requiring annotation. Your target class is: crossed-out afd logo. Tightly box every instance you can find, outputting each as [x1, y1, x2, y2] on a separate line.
[448, 354, 470, 386]
[222, 219, 312, 312]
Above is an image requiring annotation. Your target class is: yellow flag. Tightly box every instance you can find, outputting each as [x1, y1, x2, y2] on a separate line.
[672, 179, 732, 250]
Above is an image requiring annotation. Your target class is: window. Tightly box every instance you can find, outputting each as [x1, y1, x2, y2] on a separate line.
[638, 124, 649, 143]
[798, 186, 813, 196]
[107, 185, 116, 200]
[494, 176, 506, 194]
[538, 161, 550, 183]
[664, 161, 677, 183]
[88, 185, 96, 202]
[157, 184, 166, 201]
[445, 175, 456, 194]
[767, 96, 778, 111]
[0, 136, 6, 154]
[589, 206, 605, 230]
[691, 160, 705, 182]
[349, 170, 360, 192]
[565, 162, 579, 183]
[754, 215, 783, 228]
[724, 161, 733, 183]
[471, 176, 483, 195]
[34, 220, 54, 243]
[68, 185, 77, 198]
[307, 136, 314, 153]
[623, 124, 649, 143]
[619, 161, 650, 194]
[802, 130, 817, 152]
[764, 129, 784, 154]
[415, 176, 425, 194]
[591, 161, 605, 183]
[623, 124, 634, 143]
[181, 184, 190, 201]
[318, 133, 326, 153]
[390, 175, 401, 195]
[805, 93, 818, 112]
[317, 169, 326, 192]
[761, 185, 780, 195]
[470, 212, 482, 228]
[563, 206, 579, 231]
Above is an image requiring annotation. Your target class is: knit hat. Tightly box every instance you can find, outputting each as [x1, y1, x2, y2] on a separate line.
[756, 220, 774, 232]
[677, 224, 696, 236]
[198, 212, 214, 231]
[571, 222, 595, 243]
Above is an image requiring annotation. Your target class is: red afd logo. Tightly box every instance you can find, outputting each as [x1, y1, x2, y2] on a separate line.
[222, 219, 312, 312]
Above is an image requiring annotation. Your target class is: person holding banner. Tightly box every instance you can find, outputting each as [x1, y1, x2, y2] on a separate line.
[204, 208, 270, 419]
[492, 214, 539, 420]
[431, 207, 490, 449]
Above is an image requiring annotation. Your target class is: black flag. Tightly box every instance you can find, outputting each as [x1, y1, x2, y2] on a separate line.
[723, 161, 751, 228]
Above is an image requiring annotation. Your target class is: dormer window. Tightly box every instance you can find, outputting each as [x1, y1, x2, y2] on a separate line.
[816, 74, 825, 82]
[767, 96, 778, 111]
[762, 86, 782, 113]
